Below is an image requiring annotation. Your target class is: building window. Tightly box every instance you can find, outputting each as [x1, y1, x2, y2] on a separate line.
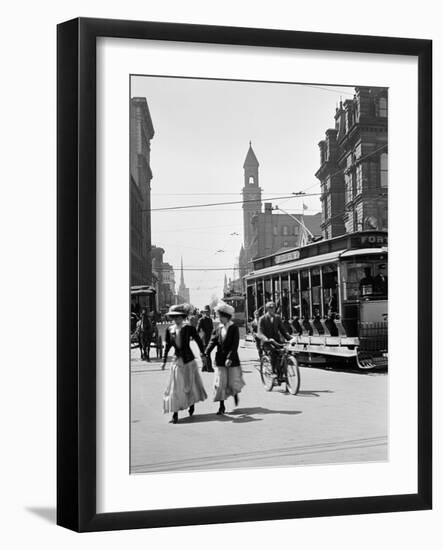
[377, 97, 388, 117]
[249, 176, 254, 184]
[380, 153, 388, 187]
[326, 195, 331, 220]
[282, 225, 289, 236]
[356, 164, 363, 195]
[293, 226, 298, 236]
[273, 225, 278, 236]
[345, 172, 353, 203]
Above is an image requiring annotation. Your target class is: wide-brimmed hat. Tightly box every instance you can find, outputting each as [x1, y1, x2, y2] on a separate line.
[166, 303, 190, 317]
[214, 301, 235, 317]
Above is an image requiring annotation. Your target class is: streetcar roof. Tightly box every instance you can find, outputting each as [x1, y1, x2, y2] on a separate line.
[340, 247, 387, 257]
[245, 250, 346, 279]
[245, 247, 387, 280]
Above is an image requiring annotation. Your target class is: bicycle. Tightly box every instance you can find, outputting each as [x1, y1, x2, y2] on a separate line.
[259, 340, 301, 395]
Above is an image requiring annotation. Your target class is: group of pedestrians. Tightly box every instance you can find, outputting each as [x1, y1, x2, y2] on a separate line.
[161, 301, 245, 424]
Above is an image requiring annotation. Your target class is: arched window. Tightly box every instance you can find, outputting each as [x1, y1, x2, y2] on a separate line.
[380, 153, 388, 187]
[282, 225, 289, 236]
[249, 176, 255, 184]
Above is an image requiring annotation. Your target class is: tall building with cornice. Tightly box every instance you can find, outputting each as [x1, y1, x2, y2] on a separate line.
[130, 97, 155, 286]
[316, 87, 388, 239]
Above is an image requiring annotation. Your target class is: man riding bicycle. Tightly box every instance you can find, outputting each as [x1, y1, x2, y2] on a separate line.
[257, 301, 292, 377]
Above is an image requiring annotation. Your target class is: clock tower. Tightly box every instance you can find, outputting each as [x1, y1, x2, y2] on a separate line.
[242, 142, 262, 269]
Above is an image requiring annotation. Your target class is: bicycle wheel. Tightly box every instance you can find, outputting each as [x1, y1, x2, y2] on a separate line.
[260, 355, 274, 391]
[286, 355, 301, 395]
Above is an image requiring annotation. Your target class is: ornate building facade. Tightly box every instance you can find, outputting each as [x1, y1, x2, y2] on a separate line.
[130, 97, 155, 286]
[316, 87, 388, 239]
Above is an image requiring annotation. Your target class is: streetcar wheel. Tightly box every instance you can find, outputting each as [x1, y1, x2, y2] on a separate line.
[260, 355, 274, 391]
[286, 355, 301, 395]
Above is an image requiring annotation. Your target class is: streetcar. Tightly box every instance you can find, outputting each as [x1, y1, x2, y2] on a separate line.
[222, 293, 246, 327]
[244, 230, 388, 370]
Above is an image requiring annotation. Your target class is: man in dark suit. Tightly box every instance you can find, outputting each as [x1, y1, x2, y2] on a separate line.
[197, 306, 214, 372]
[257, 301, 292, 376]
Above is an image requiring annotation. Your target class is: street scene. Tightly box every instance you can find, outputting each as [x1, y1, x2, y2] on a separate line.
[129, 75, 388, 473]
[131, 336, 387, 473]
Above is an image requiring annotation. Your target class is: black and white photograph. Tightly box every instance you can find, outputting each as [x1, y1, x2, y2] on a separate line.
[129, 75, 389, 474]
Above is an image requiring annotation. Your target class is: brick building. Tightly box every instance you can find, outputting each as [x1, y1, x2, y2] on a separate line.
[151, 247, 177, 312]
[130, 97, 155, 286]
[161, 263, 176, 307]
[316, 87, 388, 239]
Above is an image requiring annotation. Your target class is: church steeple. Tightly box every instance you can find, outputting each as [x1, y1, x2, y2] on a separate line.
[243, 141, 259, 170]
[178, 256, 190, 303]
[180, 256, 185, 287]
[242, 142, 262, 269]
[243, 141, 260, 187]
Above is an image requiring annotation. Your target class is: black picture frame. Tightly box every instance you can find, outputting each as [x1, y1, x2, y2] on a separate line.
[57, 17, 432, 532]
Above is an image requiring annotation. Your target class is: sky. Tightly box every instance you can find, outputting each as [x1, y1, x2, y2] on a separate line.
[131, 75, 355, 308]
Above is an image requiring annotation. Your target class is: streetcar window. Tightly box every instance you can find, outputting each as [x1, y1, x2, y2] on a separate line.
[272, 276, 281, 307]
[300, 269, 311, 318]
[290, 272, 300, 318]
[281, 276, 290, 320]
[322, 264, 338, 315]
[264, 279, 272, 303]
[256, 281, 264, 309]
[246, 285, 255, 319]
[311, 267, 322, 317]
[341, 256, 388, 301]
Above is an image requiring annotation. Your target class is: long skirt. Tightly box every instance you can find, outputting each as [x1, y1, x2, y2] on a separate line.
[213, 365, 245, 402]
[163, 357, 207, 413]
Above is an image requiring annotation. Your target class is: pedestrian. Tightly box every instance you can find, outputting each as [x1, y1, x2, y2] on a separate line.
[136, 307, 153, 361]
[250, 310, 263, 359]
[188, 307, 199, 328]
[257, 301, 292, 378]
[197, 305, 215, 372]
[162, 304, 208, 424]
[205, 301, 245, 415]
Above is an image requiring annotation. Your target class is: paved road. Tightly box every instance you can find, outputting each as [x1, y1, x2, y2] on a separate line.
[130, 340, 387, 474]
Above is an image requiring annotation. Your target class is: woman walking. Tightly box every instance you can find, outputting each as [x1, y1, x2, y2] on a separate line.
[162, 304, 207, 424]
[205, 301, 245, 415]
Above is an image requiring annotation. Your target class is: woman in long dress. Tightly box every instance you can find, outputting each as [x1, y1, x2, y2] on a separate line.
[162, 304, 207, 423]
[205, 301, 245, 415]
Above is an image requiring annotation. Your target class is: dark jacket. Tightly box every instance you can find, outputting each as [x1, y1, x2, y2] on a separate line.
[197, 316, 214, 340]
[205, 323, 240, 367]
[257, 313, 292, 343]
[163, 324, 204, 364]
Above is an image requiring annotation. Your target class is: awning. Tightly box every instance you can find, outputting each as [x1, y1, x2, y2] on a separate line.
[131, 285, 156, 296]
